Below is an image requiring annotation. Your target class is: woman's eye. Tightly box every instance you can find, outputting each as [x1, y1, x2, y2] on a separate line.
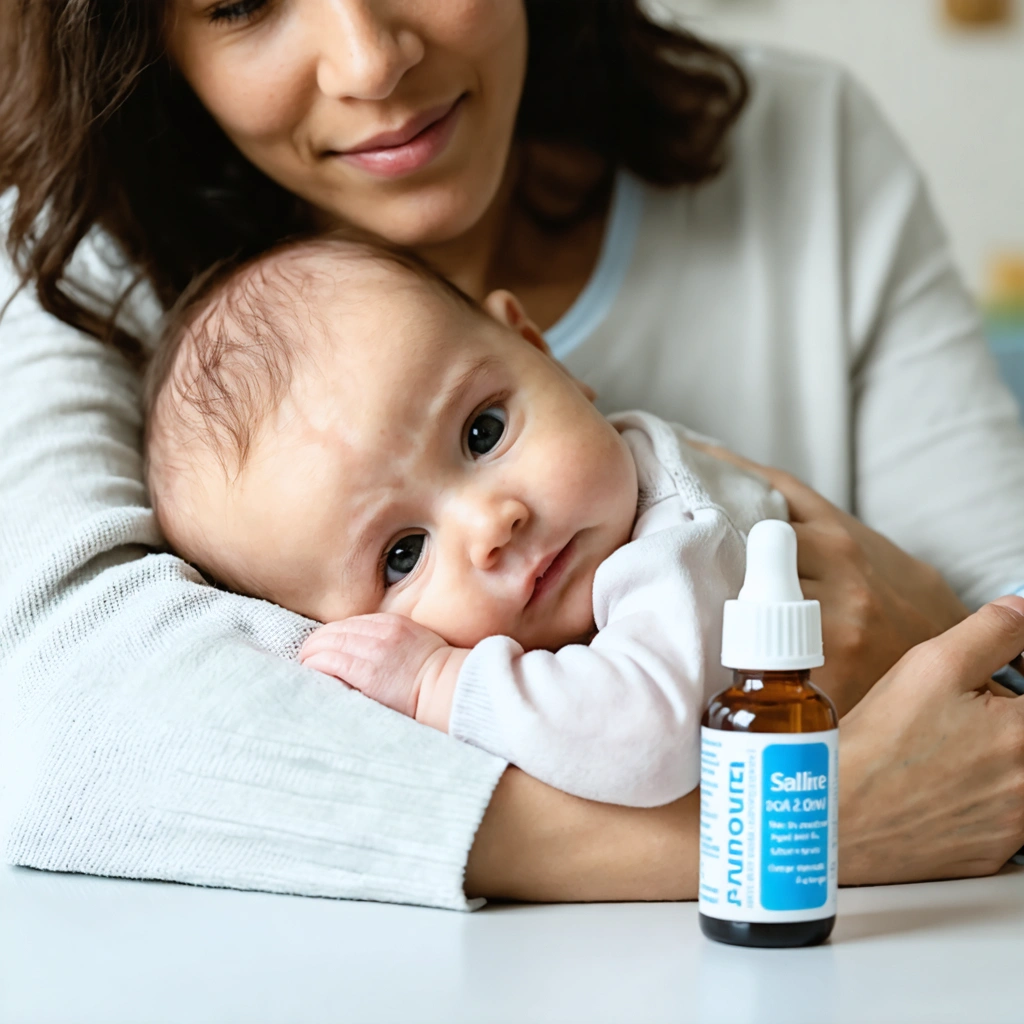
[466, 407, 506, 457]
[384, 533, 425, 587]
[207, 0, 268, 24]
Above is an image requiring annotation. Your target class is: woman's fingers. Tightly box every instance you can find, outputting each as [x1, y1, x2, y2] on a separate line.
[789, 520, 868, 581]
[908, 596, 1024, 695]
[755, 467, 837, 525]
[838, 597, 1024, 882]
[683, 437, 831, 524]
[688, 436, 973, 717]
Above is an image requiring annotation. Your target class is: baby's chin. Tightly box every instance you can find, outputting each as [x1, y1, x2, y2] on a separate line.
[511, 575, 600, 652]
[526, 621, 599, 653]
[441, 608, 596, 654]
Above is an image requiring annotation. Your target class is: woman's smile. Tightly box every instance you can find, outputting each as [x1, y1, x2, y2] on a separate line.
[166, 0, 527, 247]
[329, 94, 467, 179]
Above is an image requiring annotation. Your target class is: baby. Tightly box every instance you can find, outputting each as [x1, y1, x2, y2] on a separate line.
[144, 233, 786, 808]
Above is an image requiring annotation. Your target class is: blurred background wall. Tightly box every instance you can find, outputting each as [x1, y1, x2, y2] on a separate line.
[654, 0, 1023, 299]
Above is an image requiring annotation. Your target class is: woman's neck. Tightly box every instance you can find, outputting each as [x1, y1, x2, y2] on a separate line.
[417, 144, 614, 333]
[414, 157, 519, 304]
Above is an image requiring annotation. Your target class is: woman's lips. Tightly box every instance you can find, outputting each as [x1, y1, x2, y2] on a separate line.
[526, 538, 576, 609]
[331, 96, 464, 179]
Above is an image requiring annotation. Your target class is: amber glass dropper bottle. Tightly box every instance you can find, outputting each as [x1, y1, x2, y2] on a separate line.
[698, 521, 839, 948]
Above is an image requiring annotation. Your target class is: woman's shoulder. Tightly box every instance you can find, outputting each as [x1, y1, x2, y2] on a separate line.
[728, 46, 914, 186]
[733, 45, 872, 122]
[630, 45, 917, 239]
[1, 188, 163, 349]
[736, 44, 850, 92]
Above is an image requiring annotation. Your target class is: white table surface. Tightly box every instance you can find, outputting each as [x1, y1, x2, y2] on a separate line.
[1, 862, 1022, 1024]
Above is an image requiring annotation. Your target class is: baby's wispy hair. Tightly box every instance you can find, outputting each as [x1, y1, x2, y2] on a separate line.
[142, 229, 479, 589]
[143, 229, 477, 485]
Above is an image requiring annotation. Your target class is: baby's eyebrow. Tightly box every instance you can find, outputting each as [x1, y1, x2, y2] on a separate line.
[343, 355, 501, 592]
[432, 355, 502, 427]
[337, 356, 497, 587]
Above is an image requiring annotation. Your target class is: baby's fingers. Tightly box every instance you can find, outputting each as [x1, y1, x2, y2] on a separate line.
[299, 614, 432, 718]
[300, 649, 364, 686]
[302, 646, 418, 717]
[300, 625, 391, 666]
[299, 614, 407, 660]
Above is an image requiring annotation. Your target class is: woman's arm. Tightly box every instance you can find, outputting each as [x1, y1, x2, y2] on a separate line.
[0, 237, 505, 910]
[467, 598, 1024, 900]
[682, 433, 969, 714]
[838, 76, 1024, 610]
[466, 768, 701, 902]
[681, 71, 1023, 713]
[6, 245, 1019, 906]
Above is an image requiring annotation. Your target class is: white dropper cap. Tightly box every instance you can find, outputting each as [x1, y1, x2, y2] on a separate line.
[721, 520, 824, 671]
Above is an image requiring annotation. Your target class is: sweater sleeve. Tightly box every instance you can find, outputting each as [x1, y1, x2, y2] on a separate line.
[449, 503, 744, 808]
[0, 238, 505, 910]
[839, 76, 1024, 608]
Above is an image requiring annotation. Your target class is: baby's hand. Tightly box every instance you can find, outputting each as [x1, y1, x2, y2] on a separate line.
[298, 613, 468, 732]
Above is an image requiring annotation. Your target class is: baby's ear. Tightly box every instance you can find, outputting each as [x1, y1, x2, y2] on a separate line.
[482, 289, 550, 355]
[482, 289, 598, 404]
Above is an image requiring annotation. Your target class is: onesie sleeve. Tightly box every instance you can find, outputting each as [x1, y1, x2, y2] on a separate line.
[0, 225, 505, 910]
[449, 503, 745, 807]
[838, 77, 1024, 607]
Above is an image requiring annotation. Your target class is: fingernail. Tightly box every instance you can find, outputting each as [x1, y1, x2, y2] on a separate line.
[992, 595, 1024, 620]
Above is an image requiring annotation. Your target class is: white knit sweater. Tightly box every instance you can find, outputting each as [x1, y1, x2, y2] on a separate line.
[3, 50, 1023, 909]
[0, 229, 505, 910]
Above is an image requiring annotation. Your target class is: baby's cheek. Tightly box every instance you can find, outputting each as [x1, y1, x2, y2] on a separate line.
[554, 567, 601, 645]
[405, 586, 514, 650]
[308, 587, 379, 625]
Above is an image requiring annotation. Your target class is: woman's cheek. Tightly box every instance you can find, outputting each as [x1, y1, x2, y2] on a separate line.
[431, 0, 526, 122]
[201, 59, 309, 146]
[432, 0, 524, 56]
[178, 14, 313, 149]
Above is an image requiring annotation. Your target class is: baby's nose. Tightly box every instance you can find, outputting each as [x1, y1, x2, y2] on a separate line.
[464, 496, 529, 571]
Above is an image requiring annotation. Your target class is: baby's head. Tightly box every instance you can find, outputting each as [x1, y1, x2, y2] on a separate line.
[145, 235, 638, 652]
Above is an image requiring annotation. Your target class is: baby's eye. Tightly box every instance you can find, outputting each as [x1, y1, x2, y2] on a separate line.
[466, 406, 506, 457]
[384, 533, 425, 587]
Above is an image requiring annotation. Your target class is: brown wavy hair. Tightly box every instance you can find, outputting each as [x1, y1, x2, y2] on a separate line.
[0, 0, 748, 366]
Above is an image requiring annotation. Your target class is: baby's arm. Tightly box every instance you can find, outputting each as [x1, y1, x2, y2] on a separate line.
[302, 503, 746, 808]
[450, 509, 743, 807]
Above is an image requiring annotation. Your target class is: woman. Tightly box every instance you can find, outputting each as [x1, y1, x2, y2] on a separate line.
[1, 0, 1023, 908]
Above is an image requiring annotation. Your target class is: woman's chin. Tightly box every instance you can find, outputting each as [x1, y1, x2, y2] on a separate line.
[315, 168, 505, 251]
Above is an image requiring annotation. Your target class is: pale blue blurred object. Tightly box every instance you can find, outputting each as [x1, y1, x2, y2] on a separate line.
[987, 321, 1024, 421]
[985, 317, 1024, 863]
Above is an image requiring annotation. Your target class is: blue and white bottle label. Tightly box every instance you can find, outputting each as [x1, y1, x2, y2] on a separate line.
[699, 728, 838, 924]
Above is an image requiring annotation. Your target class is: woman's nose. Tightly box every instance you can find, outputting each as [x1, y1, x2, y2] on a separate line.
[313, 0, 426, 102]
[459, 495, 530, 571]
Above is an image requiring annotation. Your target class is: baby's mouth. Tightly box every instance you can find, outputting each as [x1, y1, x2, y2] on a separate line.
[526, 537, 576, 609]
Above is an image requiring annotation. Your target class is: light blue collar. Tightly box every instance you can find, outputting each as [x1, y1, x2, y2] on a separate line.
[545, 170, 644, 360]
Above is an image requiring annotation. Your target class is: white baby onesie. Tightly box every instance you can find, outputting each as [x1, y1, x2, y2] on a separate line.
[448, 410, 788, 808]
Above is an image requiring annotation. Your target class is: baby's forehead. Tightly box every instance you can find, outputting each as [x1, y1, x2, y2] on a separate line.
[288, 302, 488, 437]
[269, 245, 475, 358]
[254, 248, 490, 431]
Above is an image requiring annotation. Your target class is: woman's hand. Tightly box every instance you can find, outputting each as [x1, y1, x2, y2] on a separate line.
[780, 467, 970, 714]
[839, 597, 1024, 883]
[465, 599, 1024, 900]
[687, 441, 969, 714]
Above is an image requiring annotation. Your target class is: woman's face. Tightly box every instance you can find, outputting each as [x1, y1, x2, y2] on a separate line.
[168, 0, 527, 246]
